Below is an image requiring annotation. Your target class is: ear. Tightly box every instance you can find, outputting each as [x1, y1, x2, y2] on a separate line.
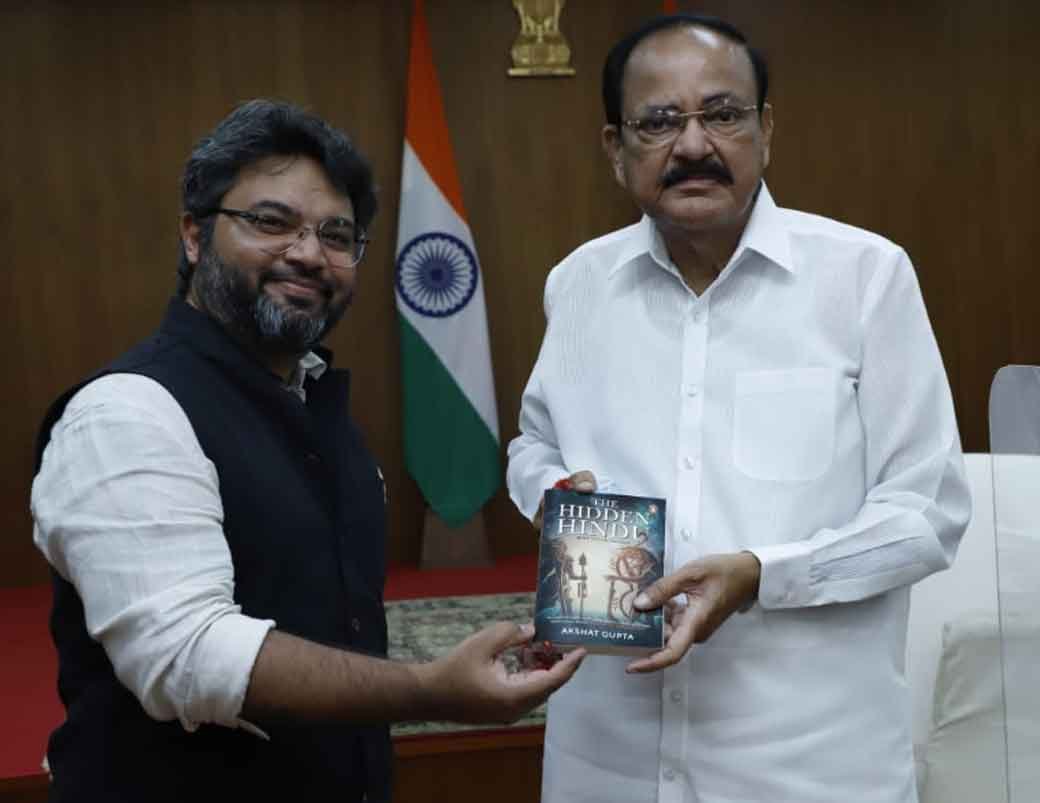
[759, 103, 774, 171]
[179, 212, 202, 266]
[601, 124, 627, 189]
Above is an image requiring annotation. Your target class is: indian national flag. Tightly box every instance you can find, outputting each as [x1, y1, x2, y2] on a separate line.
[394, 0, 500, 527]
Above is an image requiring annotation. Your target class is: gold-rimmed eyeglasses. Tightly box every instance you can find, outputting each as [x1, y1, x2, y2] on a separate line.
[203, 207, 369, 268]
[621, 103, 762, 148]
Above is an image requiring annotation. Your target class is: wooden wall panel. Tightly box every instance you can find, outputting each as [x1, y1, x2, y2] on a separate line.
[707, 0, 1040, 459]
[2, 1, 1038, 587]
[0, 0, 413, 586]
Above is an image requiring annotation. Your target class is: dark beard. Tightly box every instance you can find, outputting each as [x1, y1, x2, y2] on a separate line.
[190, 247, 348, 354]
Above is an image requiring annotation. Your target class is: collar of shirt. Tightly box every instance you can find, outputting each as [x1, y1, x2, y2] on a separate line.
[285, 351, 328, 402]
[606, 182, 795, 283]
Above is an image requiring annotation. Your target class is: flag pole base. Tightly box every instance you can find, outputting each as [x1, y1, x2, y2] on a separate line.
[420, 508, 493, 569]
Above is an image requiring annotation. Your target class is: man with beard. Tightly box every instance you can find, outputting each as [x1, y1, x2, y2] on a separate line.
[31, 100, 583, 803]
[507, 13, 970, 803]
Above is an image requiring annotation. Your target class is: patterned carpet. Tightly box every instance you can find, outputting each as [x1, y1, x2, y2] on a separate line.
[386, 591, 544, 736]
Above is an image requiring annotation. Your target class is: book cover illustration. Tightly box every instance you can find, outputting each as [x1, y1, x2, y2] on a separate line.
[535, 488, 666, 654]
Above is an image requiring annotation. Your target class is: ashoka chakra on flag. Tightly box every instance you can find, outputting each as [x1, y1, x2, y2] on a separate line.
[395, 232, 479, 318]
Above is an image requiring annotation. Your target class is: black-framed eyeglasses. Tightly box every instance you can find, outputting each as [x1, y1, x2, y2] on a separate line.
[202, 207, 369, 268]
[621, 102, 763, 147]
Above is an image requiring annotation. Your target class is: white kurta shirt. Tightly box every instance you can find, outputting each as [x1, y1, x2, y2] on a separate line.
[32, 352, 326, 733]
[507, 185, 971, 803]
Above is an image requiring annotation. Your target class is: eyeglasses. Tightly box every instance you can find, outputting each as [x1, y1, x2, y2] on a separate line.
[622, 103, 761, 148]
[203, 207, 369, 268]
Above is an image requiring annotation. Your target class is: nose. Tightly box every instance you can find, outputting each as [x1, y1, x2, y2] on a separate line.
[282, 226, 326, 270]
[670, 117, 715, 160]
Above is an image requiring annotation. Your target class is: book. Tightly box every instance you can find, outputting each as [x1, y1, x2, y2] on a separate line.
[534, 488, 666, 655]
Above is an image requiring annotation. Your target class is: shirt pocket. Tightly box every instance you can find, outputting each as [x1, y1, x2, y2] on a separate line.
[732, 367, 836, 482]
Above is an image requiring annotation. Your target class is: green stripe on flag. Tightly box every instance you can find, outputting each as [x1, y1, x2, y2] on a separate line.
[398, 314, 500, 526]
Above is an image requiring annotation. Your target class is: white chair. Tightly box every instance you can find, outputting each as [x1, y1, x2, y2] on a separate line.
[907, 366, 1040, 802]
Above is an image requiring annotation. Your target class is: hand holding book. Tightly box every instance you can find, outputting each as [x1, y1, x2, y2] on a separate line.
[624, 551, 761, 674]
[531, 470, 598, 532]
[414, 622, 586, 723]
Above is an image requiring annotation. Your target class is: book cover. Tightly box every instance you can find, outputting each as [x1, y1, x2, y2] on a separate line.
[534, 488, 666, 655]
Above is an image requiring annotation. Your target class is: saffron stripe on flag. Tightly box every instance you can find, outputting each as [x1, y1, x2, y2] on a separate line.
[405, 0, 467, 220]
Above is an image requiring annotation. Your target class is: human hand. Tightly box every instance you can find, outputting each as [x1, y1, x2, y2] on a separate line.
[625, 552, 760, 674]
[532, 470, 597, 531]
[418, 622, 585, 724]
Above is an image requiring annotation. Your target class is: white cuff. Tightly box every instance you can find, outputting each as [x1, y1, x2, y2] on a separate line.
[181, 614, 275, 731]
[748, 541, 813, 609]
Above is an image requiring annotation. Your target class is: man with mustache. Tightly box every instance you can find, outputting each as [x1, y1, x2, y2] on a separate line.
[31, 100, 583, 803]
[507, 13, 969, 803]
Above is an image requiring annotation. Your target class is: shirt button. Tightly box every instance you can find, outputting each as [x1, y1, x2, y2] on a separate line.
[680, 528, 692, 541]
[663, 768, 676, 781]
[692, 310, 705, 324]
[351, 618, 362, 633]
[305, 452, 321, 464]
[683, 455, 697, 469]
[670, 689, 683, 703]
[685, 384, 700, 397]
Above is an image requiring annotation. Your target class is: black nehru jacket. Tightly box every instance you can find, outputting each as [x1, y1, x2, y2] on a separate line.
[35, 298, 392, 802]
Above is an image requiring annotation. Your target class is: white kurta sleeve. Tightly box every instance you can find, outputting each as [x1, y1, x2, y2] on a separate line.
[31, 374, 274, 731]
[507, 371, 571, 520]
[752, 251, 972, 608]
[507, 267, 573, 520]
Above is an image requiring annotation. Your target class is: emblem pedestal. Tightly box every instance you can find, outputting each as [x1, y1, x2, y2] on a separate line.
[421, 507, 493, 569]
